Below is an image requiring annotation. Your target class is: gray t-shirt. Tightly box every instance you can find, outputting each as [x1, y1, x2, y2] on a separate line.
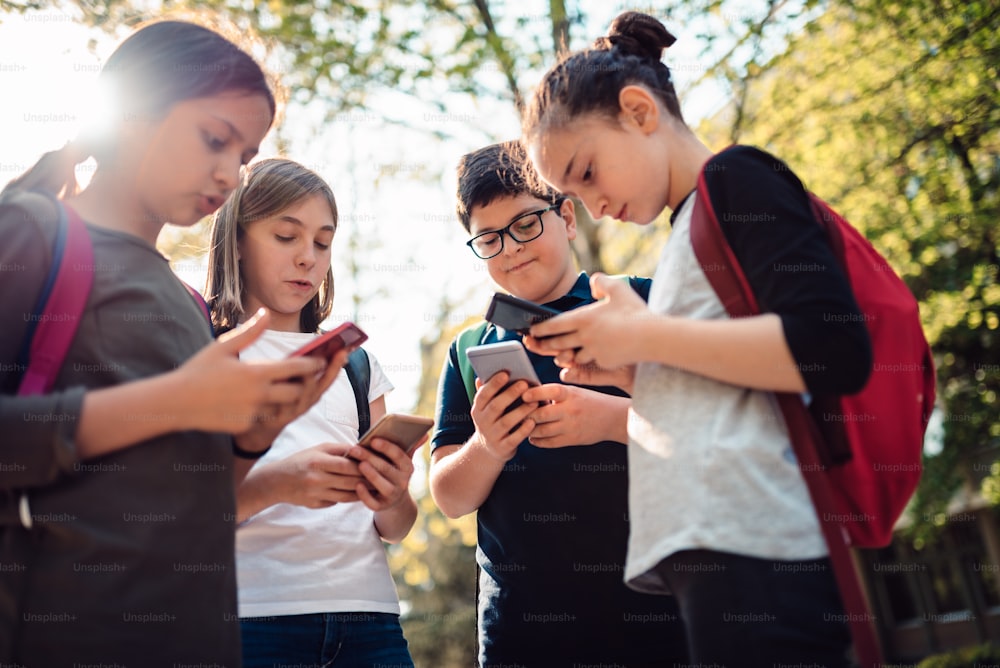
[0, 193, 239, 666]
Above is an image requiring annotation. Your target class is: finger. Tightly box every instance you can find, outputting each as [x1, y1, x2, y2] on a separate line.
[357, 459, 398, 496]
[520, 383, 564, 405]
[260, 356, 327, 383]
[215, 308, 269, 352]
[501, 416, 535, 446]
[528, 433, 568, 448]
[263, 380, 309, 405]
[366, 437, 411, 470]
[355, 482, 387, 511]
[473, 372, 510, 408]
[589, 272, 612, 299]
[323, 472, 367, 493]
[316, 489, 360, 504]
[527, 309, 580, 340]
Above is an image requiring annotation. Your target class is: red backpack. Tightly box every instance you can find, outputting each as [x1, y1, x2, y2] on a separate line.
[689, 146, 936, 665]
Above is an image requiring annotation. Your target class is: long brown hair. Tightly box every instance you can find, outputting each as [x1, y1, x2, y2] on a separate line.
[206, 158, 338, 334]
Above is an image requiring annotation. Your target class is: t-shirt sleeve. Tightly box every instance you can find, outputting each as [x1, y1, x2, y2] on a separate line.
[363, 350, 394, 404]
[703, 146, 872, 394]
[0, 198, 84, 490]
[431, 340, 475, 450]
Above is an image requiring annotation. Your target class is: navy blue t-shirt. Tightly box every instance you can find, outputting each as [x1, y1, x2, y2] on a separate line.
[432, 273, 687, 667]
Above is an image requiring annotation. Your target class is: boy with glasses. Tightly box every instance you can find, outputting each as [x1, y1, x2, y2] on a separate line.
[429, 141, 687, 667]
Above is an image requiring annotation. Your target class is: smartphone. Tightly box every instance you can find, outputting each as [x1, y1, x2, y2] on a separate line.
[466, 341, 542, 387]
[485, 293, 560, 335]
[289, 322, 368, 361]
[357, 413, 434, 457]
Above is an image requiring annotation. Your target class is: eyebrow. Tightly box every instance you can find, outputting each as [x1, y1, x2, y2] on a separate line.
[210, 114, 261, 158]
[275, 215, 336, 232]
[563, 152, 577, 182]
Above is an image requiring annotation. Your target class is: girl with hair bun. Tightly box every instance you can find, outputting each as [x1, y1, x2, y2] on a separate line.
[523, 10, 870, 666]
[0, 19, 341, 666]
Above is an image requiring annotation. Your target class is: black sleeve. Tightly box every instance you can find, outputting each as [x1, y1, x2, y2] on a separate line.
[703, 146, 872, 395]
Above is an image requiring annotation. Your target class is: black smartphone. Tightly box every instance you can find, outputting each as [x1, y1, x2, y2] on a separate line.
[485, 293, 559, 335]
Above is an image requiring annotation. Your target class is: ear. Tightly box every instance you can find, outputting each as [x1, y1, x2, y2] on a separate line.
[618, 85, 660, 135]
[558, 198, 578, 242]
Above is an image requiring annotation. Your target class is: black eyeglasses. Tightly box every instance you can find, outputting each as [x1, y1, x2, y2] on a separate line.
[466, 204, 560, 260]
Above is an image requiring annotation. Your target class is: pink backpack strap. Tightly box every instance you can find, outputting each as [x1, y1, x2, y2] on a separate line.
[18, 203, 94, 396]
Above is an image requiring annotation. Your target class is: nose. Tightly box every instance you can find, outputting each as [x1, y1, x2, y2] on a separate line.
[500, 228, 526, 256]
[579, 190, 605, 220]
[214, 152, 242, 194]
[296, 244, 317, 267]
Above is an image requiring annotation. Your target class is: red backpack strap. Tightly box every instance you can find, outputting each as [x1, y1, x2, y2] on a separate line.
[689, 165, 884, 667]
[18, 201, 94, 396]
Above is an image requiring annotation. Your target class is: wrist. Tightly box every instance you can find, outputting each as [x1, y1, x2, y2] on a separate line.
[469, 431, 512, 464]
[232, 434, 272, 460]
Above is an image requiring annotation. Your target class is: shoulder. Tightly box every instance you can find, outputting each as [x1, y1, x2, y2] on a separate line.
[703, 145, 807, 198]
[0, 190, 60, 247]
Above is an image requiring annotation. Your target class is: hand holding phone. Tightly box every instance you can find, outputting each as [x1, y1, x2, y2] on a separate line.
[289, 322, 368, 361]
[356, 413, 434, 459]
[466, 341, 543, 414]
[485, 293, 559, 335]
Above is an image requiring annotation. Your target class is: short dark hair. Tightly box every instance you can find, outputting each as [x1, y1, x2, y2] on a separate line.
[455, 140, 562, 232]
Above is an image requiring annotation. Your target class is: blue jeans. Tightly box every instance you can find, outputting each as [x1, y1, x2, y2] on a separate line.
[240, 612, 413, 668]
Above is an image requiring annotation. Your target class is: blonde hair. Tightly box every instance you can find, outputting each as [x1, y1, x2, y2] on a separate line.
[206, 158, 338, 333]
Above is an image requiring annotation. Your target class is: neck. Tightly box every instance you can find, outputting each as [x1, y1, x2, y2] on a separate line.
[664, 125, 715, 211]
[65, 169, 163, 246]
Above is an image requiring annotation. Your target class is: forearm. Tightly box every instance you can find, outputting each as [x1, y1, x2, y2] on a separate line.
[635, 313, 806, 393]
[429, 437, 506, 519]
[234, 463, 285, 523]
[75, 370, 195, 458]
[374, 493, 417, 544]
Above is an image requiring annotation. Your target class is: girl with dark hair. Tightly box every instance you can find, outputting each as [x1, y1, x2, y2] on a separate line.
[0, 20, 341, 666]
[523, 11, 871, 666]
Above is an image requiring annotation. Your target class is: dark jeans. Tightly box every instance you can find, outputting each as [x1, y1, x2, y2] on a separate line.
[241, 612, 413, 668]
[654, 549, 853, 667]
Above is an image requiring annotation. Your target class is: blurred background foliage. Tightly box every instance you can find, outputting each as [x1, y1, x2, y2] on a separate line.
[2, 0, 997, 663]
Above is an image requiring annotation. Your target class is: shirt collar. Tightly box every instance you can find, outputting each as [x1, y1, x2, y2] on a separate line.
[543, 272, 592, 311]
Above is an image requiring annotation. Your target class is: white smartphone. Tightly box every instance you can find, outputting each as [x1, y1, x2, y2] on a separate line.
[465, 341, 541, 387]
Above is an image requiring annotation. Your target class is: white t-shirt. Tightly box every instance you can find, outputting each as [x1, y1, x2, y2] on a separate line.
[236, 329, 397, 617]
[625, 194, 826, 595]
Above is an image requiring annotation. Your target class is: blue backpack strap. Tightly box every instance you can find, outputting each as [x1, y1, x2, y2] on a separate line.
[344, 347, 371, 435]
[455, 321, 489, 404]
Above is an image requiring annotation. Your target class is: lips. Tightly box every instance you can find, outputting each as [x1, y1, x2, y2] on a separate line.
[198, 194, 224, 216]
[616, 205, 628, 221]
[505, 258, 534, 273]
[286, 279, 314, 291]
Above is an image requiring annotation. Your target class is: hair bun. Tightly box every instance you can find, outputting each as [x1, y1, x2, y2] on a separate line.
[595, 11, 676, 62]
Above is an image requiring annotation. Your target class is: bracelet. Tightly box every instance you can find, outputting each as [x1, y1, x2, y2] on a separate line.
[231, 438, 271, 460]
